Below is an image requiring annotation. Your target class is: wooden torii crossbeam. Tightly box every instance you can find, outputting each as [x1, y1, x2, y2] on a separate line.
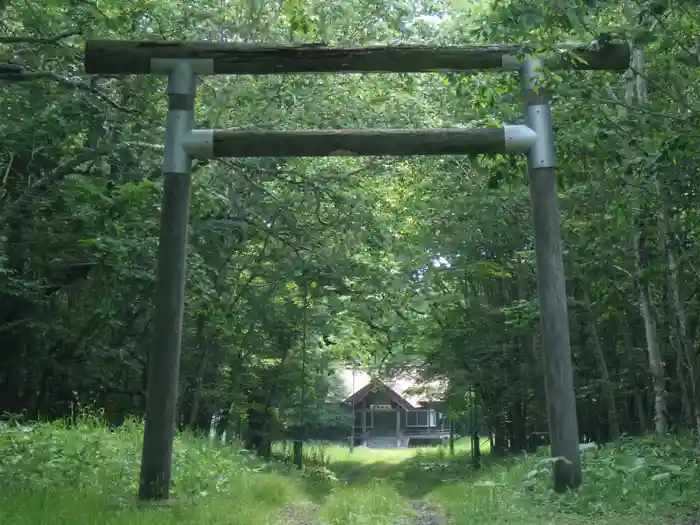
[82, 38, 630, 500]
[173, 126, 538, 158]
[84, 39, 631, 75]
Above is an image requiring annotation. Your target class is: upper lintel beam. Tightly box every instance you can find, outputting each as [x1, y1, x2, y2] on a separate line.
[84, 40, 631, 75]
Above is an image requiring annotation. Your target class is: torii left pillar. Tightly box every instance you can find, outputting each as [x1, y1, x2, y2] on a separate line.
[139, 59, 209, 501]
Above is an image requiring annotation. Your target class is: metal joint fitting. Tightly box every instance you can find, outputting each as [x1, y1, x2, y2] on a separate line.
[520, 57, 556, 170]
[163, 61, 199, 174]
[503, 124, 537, 153]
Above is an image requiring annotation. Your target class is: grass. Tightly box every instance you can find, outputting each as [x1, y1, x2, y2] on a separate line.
[2, 411, 699, 525]
[319, 482, 412, 525]
[279, 437, 493, 499]
[275, 435, 484, 466]
[430, 435, 700, 524]
[0, 413, 306, 525]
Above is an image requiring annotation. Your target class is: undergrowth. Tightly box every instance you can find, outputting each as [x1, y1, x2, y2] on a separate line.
[2, 409, 699, 525]
[0, 410, 409, 525]
[431, 435, 700, 524]
[0, 410, 307, 525]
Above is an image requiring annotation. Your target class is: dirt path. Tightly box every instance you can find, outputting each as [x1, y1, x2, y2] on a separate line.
[274, 496, 446, 525]
[407, 501, 445, 525]
[274, 501, 445, 525]
[273, 460, 447, 525]
[275, 503, 320, 525]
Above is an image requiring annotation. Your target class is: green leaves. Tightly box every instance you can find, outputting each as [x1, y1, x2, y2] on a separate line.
[283, 0, 318, 40]
[4, 0, 700, 461]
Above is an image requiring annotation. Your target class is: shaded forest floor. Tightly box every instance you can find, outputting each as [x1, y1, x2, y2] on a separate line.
[1, 415, 699, 525]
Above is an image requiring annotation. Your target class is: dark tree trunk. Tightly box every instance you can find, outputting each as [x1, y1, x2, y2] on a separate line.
[508, 401, 527, 453]
[216, 409, 230, 442]
[634, 390, 648, 432]
[0, 297, 31, 414]
[491, 410, 509, 456]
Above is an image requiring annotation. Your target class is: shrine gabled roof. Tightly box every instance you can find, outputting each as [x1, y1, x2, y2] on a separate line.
[344, 379, 415, 410]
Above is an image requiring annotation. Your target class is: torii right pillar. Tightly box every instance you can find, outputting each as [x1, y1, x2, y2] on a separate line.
[521, 56, 582, 492]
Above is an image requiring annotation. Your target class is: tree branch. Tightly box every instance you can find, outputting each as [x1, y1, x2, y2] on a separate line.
[0, 29, 82, 45]
[0, 62, 141, 114]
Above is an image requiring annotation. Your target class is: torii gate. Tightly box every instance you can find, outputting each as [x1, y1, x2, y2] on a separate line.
[84, 39, 630, 499]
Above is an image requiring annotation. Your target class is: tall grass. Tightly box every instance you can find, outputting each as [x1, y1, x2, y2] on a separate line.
[320, 481, 411, 525]
[430, 435, 700, 524]
[0, 411, 424, 525]
[0, 411, 306, 525]
[3, 411, 699, 525]
[274, 435, 490, 467]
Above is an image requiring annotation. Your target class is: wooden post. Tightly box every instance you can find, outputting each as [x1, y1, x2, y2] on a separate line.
[293, 440, 303, 468]
[396, 409, 400, 447]
[84, 40, 632, 75]
[470, 389, 481, 468]
[472, 432, 481, 468]
[449, 418, 455, 456]
[362, 407, 367, 441]
[293, 437, 303, 468]
[350, 370, 355, 452]
[138, 62, 197, 500]
[521, 57, 581, 492]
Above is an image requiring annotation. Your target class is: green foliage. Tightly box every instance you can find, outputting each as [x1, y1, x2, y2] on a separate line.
[3, 414, 700, 524]
[0, 415, 306, 525]
[0, 410, 269, 498]
[539, 436, 700, 514]
[319, 482, 412, 525]
[433, 436, 700, 523]
[4, 0, 700, 512]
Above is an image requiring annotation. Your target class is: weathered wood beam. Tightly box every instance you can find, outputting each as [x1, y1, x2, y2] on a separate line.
[179, 125, 537, 158]
[521, 57, 581, 492]
[84, 40, 631, 75]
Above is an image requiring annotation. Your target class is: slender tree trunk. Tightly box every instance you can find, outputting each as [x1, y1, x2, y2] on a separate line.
[250, 328, 293, 457]
[655, 176, 697, 427]
[491, 411, 509, 456]
[187, 314, 209, 429]
[582, 288, 620, 440]
[621, 321, 650, 432]
[627, 44, 668, 435]
[637, 271, 667, 434]
[508, 400, 528, 452]
[634, 391, 648, 432]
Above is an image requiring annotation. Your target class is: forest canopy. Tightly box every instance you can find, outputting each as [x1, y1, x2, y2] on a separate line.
[2, 0, 700, 469]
